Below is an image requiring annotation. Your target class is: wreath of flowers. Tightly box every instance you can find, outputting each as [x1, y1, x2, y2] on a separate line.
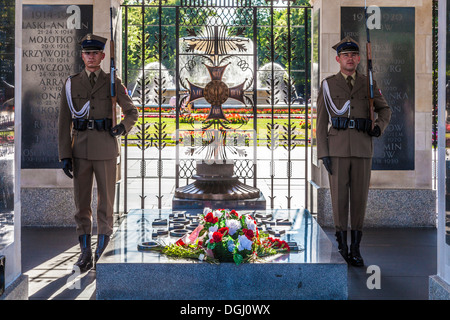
[158, 208, 290, 265]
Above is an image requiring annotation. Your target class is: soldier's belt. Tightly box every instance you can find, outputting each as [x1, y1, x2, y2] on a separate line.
[72, 118, 113, 131]
[331, 117, 372, 133]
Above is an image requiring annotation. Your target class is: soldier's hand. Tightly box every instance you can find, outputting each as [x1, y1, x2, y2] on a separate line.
[368, 125, 381, 137]
[110, 123, 125, 137]
[62, 158, 73, 179]
[321, 156, 332, 175]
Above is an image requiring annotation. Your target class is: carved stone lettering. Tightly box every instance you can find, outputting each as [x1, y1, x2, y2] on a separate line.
[341, 7, 415, 170]
[21, 5, 93, 169]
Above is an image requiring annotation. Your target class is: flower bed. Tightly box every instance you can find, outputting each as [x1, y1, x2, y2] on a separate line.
[189, 107, 306, 115]
[179, 113, 250, 124]
[136, 106, 307, 115]
[154, 208, 290, 265]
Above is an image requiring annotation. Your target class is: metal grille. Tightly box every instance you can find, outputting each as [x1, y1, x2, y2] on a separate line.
[120, 0, 311, 211]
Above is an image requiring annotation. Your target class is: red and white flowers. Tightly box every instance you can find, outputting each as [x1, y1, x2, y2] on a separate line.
[166, 208, 290, 265]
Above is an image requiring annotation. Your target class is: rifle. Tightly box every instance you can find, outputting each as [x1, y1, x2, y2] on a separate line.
[364, 2, 375, 130]
[110, 7, 117, 127]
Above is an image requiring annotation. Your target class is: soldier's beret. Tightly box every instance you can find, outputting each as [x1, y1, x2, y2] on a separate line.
[332, 36, 359, 54]
[80, 33, 107, 52]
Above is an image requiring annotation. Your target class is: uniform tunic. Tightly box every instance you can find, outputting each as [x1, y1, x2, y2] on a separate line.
[58, 69, 138, 236]
[316, 71, 391, 231]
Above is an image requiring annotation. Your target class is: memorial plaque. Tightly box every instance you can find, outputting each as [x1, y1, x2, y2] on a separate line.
[21, 5, 92, 168]
[341, 7, 415, 170]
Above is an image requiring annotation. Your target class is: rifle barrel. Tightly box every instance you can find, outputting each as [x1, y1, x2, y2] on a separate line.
[365, 6, 375, 129]
[110, 7, 117, 127]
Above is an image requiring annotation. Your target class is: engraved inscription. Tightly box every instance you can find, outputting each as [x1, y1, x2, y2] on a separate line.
[342, 7, 415, 170]
[21, 5, 93, 168]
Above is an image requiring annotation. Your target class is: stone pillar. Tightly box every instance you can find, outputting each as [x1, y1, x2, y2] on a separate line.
[0, 0, 28, 300]
[429, 0, 450, 300]
[19, 0, 122, 228]
[309, 0, 435, 228]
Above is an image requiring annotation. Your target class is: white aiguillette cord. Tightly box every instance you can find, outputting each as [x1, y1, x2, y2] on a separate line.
[65, 77, 90, 119]
[323, 79, 351, 123]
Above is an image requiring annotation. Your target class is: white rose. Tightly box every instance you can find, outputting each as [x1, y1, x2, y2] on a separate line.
[208, 225, 218, 240]
[213, 210, 223, 219]
[237, 235, 253, 251]
[245, 215, 257, 232]
[226, 219, 241, 236]
[203, 207, 212, 215]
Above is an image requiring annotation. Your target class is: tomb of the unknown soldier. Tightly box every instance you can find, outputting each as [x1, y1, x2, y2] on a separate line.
[96, 208, 347, 300]
[1, 0, 449, 303]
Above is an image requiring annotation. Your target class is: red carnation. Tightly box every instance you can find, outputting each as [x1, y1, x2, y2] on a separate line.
[230, 209, 239, 217]
[204, 212, 218, 224]
[279, 240, 290, 251]
[218, 227, 229, 236]
[211, 232, 223, 243]
[242, 228, 254, 240]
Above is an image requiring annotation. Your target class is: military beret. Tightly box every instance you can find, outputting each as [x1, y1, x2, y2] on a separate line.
[332, 36, 360, 54]
[80, 33, 107, 52]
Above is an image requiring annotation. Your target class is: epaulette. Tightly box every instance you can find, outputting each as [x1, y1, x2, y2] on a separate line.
[67, 72, 81, 80]
[320, 74, 335, 85]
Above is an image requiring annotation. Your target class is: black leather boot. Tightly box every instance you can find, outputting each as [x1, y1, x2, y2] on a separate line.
[349, 230, 364, 267]
[94, 234, 110, 264]
[74, 234, 93, 272]
[335, 231, 349, 262]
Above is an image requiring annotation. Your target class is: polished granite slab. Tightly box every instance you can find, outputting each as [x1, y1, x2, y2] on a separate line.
[172, 193, 266, 210]
[96, 208, 347, 300]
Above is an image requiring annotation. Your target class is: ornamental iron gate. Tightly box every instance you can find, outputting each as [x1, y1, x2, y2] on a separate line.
[119, 0, 311, 212]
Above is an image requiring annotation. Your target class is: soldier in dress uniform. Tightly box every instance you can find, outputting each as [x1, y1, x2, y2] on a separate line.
[316, 36, 391, 266]
[58, 34, 138, 272]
